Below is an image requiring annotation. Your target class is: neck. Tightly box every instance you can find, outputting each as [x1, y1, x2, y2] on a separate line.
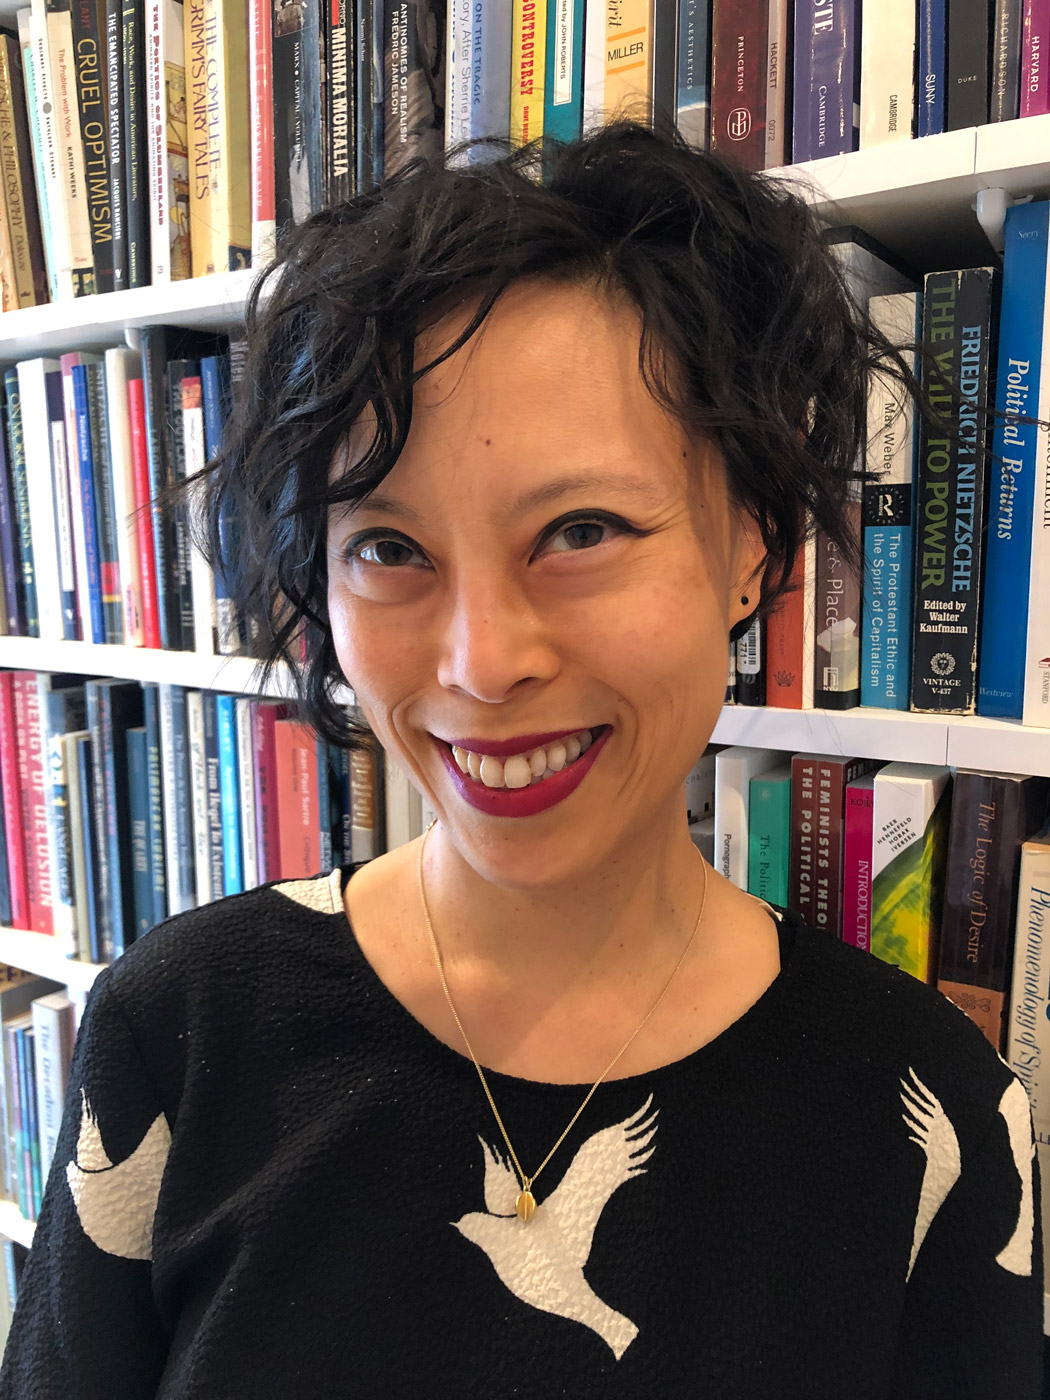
[418, 811, 711, 1002]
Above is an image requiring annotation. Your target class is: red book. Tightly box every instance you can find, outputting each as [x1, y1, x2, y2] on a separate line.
[765, 552, 804, 709]
[842, 772, 877, 951]
[249, 0, 275, 255]
[789, 752, 879, 935]
[126, 376, 162, 649]
[11, 674, 51, 935]
[0, 674, 29, 929]
[710, 0, 768, 171]
[252, 700, 292, 883]
[274, 718, 320, 879]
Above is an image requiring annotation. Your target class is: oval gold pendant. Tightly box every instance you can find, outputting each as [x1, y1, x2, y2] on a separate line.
[515, 1190, 537, 1222]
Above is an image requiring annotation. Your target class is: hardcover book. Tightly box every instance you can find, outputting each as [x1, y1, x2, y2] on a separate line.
[146, 0, 190, 281]
[675, 0, 712, 147]
[870, 762, 952, 982]
[0, 31, 47, 306]
[1021, 0, 1050, 116]
[789, 752, 879, 935]
[792, 0, 860, 162]
[946, 0, 992, 128]
[991, 0, 1023, 120]
[734, 616, 765, 705]
[842, 770, 878, 950]
[938, 771, 1050, 1052]
[710, 0, 767, 170]
[121, 0, 151, 286]
[85, 678, 144, 960]
[917, 0, 946, 135]
[544, 0, 585, 143]
[70, 0, 115, 291]
[764, 0, 790, 167]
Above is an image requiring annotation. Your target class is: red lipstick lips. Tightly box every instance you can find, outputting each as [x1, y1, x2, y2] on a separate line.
[435, 725, 612, 818]
[439, 727, 594, 758]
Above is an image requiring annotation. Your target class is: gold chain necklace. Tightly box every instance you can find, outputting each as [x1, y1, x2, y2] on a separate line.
[416, 818, 710, 1223]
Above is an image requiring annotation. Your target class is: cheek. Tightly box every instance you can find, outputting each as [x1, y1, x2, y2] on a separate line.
[327, 586, 425, 704]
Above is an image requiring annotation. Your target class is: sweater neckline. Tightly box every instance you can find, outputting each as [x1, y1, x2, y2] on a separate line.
[330, 862, 804, 1099]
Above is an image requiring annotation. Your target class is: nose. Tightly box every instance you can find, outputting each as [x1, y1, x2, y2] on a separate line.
[435, 570, 560, 703]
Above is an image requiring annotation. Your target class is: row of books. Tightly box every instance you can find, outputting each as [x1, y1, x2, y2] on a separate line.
[4, 0, 1046, 310]
[688, 743, 1050, 1057]
[726, 209, 1050, 727]
[0, 330, 255, 655]
[0, 671, 385, 967]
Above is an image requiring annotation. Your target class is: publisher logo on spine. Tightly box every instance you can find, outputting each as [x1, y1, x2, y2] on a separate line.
[728, 109, 751, 140]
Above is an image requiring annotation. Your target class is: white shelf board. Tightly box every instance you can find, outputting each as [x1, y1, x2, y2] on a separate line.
[974, 113, 1050, 198]
[0, 928, 103, 994]
[0, 636, 296, 696]
[0, 268, 260, 360]
[946, 714, 1050, 778]
[0, 1198, 35, 1250]
[711, 704, 949, 764]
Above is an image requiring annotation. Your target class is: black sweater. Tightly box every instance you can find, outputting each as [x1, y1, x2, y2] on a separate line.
[0, 866, 1043, 1398]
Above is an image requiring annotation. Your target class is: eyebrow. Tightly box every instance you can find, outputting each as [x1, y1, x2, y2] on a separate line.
[352, 472, 666, 524]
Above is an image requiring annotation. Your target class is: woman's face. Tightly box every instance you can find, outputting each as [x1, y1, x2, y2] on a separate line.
[327, 279, 764, 886]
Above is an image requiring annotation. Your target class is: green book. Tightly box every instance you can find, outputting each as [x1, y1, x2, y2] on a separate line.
[748, 762, 792, 908]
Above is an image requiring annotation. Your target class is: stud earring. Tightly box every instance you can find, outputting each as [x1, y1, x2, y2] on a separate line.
[741, 595, 750, 607]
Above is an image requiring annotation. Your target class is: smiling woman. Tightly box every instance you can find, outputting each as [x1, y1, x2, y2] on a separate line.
[0, 122, 1043, 1400]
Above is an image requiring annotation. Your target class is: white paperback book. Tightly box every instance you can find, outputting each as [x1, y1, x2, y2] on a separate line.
[235, 697, 260, 891]
[714, 746, 782, 890]
[859, 0, 916, 148]
[15, 358, 65, 642]
[31, 990, 75, 1184]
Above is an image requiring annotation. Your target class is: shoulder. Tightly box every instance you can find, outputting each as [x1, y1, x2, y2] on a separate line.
[778, 915, 1024, 1139]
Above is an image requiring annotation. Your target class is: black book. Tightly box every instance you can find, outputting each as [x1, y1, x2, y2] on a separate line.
[382, 1, 444, 180]
[910, 266, 1001, 714]
[272, 0, 324, 240]
[326, 0, 354, 201]
[946, 0, 992, 129]
[121, 0, 150, 287]
[2, 370, 36, 636]
[141, 683, 166, 926]
[354, 0, 380, 189]
[85, 678, 144, 962]
[105, 0, 127, 289]
[167, 359, 200, 649]
[138, 326, 225, 650]
[990, 0, 1023, 122]
[651, 0, 679, 139]
[0, 400, 25, 636]
[74, 732, 102, 963]
[70, 0, 115, 292]
[735, 615, 767, 706]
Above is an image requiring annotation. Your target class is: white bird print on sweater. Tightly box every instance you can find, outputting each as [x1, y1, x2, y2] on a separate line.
[900, 1066, 961, 1282]
[993, 1077, 1035, 1276]
[66, 1086, 170, 1261]
[452, 1094, 659, 1360]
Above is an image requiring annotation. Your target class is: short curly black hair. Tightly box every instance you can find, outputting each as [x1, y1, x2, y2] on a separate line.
[200, 119, 925, 749]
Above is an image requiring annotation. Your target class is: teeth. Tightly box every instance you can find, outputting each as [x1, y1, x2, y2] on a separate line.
[448, 728, 600, 790]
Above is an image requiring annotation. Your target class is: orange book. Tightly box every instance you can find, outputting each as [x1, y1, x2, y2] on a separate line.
[765, 550, 804, 709]
[274, 718, 320, 879]
[603, 0, 654, 125]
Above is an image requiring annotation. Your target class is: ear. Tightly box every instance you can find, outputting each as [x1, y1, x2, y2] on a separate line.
[727, 509, 767, 637]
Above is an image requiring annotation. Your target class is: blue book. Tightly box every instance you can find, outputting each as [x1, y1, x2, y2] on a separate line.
[141, 684, 167, 927]
[862, 292, 922, 709]
[793, 0, 860, 161]
[24, 1026, 40, 1217]
[127, 727, 153, 940]
[202, 693, 225, 901]
[199, 355, 243, 655]
[13, 1024, 29, 1217]
[70, 364, 106, 644]
[85, 679, 144, 961]
[917, 0, 946, 137]
[75, 734, 102, 963]
[978, 201, 1049, 718]
[316, 736, 332, 872]
[543, 0, 585, 142]
[471, 0, 512, 145]
[676, 0, 712, 147]
[159, 684, 195, 916]
[3, 370, 37, 636]
[215, 694, 243, 895]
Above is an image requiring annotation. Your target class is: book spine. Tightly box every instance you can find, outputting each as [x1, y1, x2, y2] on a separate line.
[105, 0, 127, 289]
[70, 363, 106, 644]
[31, 995, 73, 1184]
[349, 744, 376, 861]
[216, 694, 243, 894]
[353, 0, 374, 189]
[186, 689, 209, 905]
[383, 1, 444, 177]
[606, 0, 655, 125]
[85, 362, 123, 644]
[946, 0, 992, 128]
[5, 1021, 25, 1215]
[75, 733, 101, 960]
[815, 756, 878, 937]
[734, 615, 766, 705]
[165, 360, 200, 651]
[710, 0, 767, 170]
[15, 11, 57, 304]
[45, 0, 96, 293]
[125, 375, 162, 648]
[724, 638, 736, 703]
[471, 0, 512, 143]
[146, 0, 189, 281]
[211, 0, 251, 270]
[911, 267, 1000, 715]
[1022, 228, 1050, 729]
[16, 361, 65, 640]
[4, 374, 38, 636]
[271, 0, 322, 235]
[44, 370, 78, 641]
[0, 34, 48, 306]
[1006, 834, 1050, 1143]
[762, 554, 804, 708]
[842, 774, 876, 949]
[64, 731, 89, 956]
[14, 1023, 31, 1216]
[813, 501, 862, 709]
[0, 770, 10, 926]
[41, 686, 82, 956]
[1021, 0, 1050, 116]
[511, 0, 546, 144]
[792, 0, 860, 161]
[84, 684, 113, 958]
[979, 204, 1047, 718]
[180, 372, 216, 656]
[788, 754, 818, 924]
[103, 348, 144, 646]
[859, 0, 915, 147]
[141, 683, 166, 924]
[991, 0, 1024, 120]
[714, 746, 779, 889]
[862, 292, 921, 710]
[139, 328, 183, 650]
[235, 696, 259, 889]
[158, 683, 194, 915]
[764, 0, 789, 167]
[126, 725, 151, 937]
[200, 355, 241, 655]
[249, 0, 275, 261]
[252, 701, 280, 881]
[544, 0, 585, 143]
[0, 675, 29, 929]
[870, 764, 952, 982]
[71, 0, 114, 291]
[59, 354, 93, 644]
[22, 1024, 41, 1216]
[446, 0, 473, 152]
[27, 0, 76, 299]
[316, 735, 333, 871]
[122, 0, 150, 287]
[12, 675, 52, 937]
[275, 718, 319, 878]
[747, 772, 790, 907]
[202, 692, 224, 899]
[917, 0, 946, 136]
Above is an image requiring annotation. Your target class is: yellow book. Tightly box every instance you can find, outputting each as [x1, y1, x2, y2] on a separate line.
[186, 0, 250, 277]
[603, 0, 653, 125]
[511, 0, 546, 147]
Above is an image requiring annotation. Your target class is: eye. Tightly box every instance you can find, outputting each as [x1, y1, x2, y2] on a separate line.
[539, 512, 633, 555]
[342, 532, 429, 568]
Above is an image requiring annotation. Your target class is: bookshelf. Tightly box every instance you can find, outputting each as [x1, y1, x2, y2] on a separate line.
[1, 105, 1049, 1337]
